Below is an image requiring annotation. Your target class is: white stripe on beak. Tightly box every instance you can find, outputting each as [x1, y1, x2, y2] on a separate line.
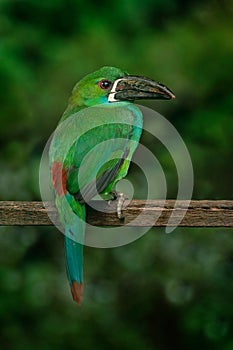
[108, 78, 122, 102]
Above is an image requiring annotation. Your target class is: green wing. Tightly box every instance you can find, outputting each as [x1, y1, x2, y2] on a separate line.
[70, 147, 130, 202]
[50, 103, 143, 202]
[66, 124, 134, 201]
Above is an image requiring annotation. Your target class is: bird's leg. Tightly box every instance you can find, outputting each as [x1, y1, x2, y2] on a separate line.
[108, 190, 128, 220]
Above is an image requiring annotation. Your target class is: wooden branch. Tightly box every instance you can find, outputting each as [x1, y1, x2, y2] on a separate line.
[0, 200, 233, 227]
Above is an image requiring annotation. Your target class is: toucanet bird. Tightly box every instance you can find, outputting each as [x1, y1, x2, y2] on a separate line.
[49, 66, 175, 305]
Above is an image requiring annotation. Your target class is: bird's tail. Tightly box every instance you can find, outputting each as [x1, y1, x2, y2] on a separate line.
[64, 197, 86, 305]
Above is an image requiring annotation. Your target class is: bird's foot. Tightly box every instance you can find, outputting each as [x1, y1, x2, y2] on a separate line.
[108, 191, 128, 220]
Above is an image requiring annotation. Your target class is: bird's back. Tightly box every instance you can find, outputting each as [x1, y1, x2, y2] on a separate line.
[50, 102, 143, 200]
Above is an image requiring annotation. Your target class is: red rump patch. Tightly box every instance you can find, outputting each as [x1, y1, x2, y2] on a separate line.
[51, 161, 67, 196]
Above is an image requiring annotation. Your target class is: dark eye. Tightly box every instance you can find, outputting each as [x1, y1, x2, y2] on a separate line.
[98, 80, 112, 90]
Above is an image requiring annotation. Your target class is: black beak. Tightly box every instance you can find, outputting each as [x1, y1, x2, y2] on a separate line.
[108, 75, 175, 102]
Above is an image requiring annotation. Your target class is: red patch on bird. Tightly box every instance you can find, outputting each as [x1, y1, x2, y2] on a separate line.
[71, 281, 83, 305]
[51, 161, 67, 196]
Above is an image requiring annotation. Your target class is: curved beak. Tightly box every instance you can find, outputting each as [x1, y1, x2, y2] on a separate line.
[108, 75, 175, 102]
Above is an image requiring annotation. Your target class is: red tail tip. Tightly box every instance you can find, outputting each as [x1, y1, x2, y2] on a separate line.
[71, 282, 83, 305]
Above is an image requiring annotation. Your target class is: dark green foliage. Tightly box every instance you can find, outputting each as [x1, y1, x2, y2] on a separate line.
[0, 0, 233, 349]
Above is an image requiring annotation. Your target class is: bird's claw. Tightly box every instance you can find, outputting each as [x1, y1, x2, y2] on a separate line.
[108, 191, 127, 220]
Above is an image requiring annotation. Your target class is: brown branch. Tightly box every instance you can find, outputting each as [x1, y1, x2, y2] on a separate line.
[0, 200, 233, 227]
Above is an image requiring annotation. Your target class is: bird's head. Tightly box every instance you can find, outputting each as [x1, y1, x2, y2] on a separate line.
[66, 66, 175, 114]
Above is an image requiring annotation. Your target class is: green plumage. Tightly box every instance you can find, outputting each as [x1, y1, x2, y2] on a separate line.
[49, 66, 174, 305]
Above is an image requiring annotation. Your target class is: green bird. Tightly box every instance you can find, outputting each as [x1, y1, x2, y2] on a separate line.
[49, 66, 175, 305]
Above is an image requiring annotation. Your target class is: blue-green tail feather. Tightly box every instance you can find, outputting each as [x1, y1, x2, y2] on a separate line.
[58, 194, 86, 304]
[65, 233, 83, 284]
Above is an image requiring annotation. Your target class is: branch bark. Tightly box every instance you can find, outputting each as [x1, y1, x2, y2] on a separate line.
[0, 200, 233, 227]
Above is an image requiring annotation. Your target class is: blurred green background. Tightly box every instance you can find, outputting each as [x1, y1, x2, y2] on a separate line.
[0, 0, 233, 349]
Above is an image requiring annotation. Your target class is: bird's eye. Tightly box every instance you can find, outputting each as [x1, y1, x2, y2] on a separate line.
[98, 80, 112, 90]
